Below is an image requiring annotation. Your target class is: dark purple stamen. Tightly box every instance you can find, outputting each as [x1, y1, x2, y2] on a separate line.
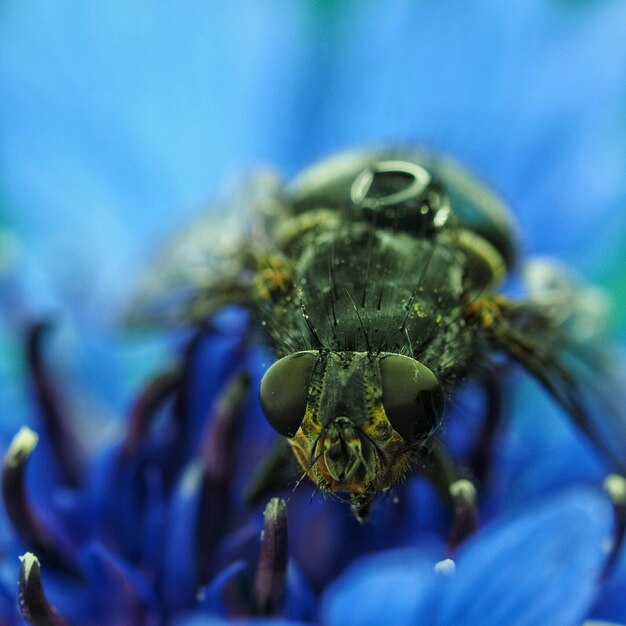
[18, 552, 70, 626]
[447, 479, 478, 551]
[2, 428, 80, 576]
[173, 328, 212, 428]
[26, 322, 84, 487]
[602, 474, 626, 580]
[120, 366, 183, 459]
[252, 498, 288, 616]
[196, 371, 250, 584]
[199, 371, 250, 480]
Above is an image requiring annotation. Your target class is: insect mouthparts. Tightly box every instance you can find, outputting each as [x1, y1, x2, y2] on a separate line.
[321, 418, 369, 486]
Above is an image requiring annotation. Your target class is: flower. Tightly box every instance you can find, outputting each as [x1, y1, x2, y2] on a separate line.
[2, 1, 626, 625]
[322, 488, 616, 626]
[4, 321, 626, 625]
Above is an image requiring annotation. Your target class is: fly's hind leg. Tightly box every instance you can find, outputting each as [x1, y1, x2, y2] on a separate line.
[468, 375, 504, 484]
[421, 440, 478, 550]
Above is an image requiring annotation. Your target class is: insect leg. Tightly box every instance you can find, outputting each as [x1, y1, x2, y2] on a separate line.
[421, 440, 478, 550]
[244, 438, 299, 505]
[467, 375, 503, 483]
[187, 276, 256, 322]
[471, 294, 626, 475]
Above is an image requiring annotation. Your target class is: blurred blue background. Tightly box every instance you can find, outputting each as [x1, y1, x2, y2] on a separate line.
[2, 0, 626, 331]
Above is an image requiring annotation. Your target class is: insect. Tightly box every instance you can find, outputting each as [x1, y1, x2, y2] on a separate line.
[132, 147, 626, 525]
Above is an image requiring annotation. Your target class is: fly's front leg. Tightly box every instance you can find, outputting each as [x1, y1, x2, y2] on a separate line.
[185, 244, 260, 323]
[188, 277, 256, 323]
[188, 247, 295, 327]
[244, 438, 299, 505]
[420, 440, 478, 550]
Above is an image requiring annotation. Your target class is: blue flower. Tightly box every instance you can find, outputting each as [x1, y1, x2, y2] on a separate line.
[2, 1, 626, 625]
[6, 324, 624, 625]
[323, 488, 615, 626]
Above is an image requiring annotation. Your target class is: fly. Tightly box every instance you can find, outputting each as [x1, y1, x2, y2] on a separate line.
[131, 147, 626, 526]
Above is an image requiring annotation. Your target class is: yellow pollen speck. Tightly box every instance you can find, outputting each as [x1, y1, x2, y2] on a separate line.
[412, 303, 427, 318]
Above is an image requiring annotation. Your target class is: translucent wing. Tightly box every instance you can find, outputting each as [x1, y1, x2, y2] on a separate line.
[126, 170, 287, 327]
[488, 258, 626, 474]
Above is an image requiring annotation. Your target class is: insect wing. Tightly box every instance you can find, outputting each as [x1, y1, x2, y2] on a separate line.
[491, 294, 626, 475]
[126, 170, 286, 327]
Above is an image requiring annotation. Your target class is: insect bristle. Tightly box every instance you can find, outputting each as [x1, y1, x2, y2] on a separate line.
[344, 287, 374, 355]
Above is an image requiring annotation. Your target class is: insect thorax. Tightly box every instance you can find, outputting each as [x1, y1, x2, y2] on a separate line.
[256, 217, 481, 386]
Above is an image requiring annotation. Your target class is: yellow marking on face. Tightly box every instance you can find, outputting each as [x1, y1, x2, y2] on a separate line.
[285, 376, 416, 495]
[287, 403, 324, 482]
[362, 383, 392, 439]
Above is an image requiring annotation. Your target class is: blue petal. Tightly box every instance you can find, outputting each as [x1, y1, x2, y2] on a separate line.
[487, 377, 607, 517]
[172, 617, 309, 626]
[70, 541, 160, 626]
[438, 488, 614, 626]
[284, 561, 317, 622]
[161, 459, 204, 611]
[590, 575, 626, 624]
[589, 546, 626, 623]
[0, 573, 19, 624]
[196, 559, 247, 614]
[0, 322, 31, 438]
[322, 549, 438, 626]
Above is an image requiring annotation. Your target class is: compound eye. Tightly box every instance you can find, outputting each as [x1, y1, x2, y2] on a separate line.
[380, 355, 445, 443]
[260, 352, 318, 437]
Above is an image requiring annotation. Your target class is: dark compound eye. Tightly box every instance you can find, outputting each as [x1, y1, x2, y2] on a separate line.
[260, 352, 318, 437]
[379, 354, 445, 443]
